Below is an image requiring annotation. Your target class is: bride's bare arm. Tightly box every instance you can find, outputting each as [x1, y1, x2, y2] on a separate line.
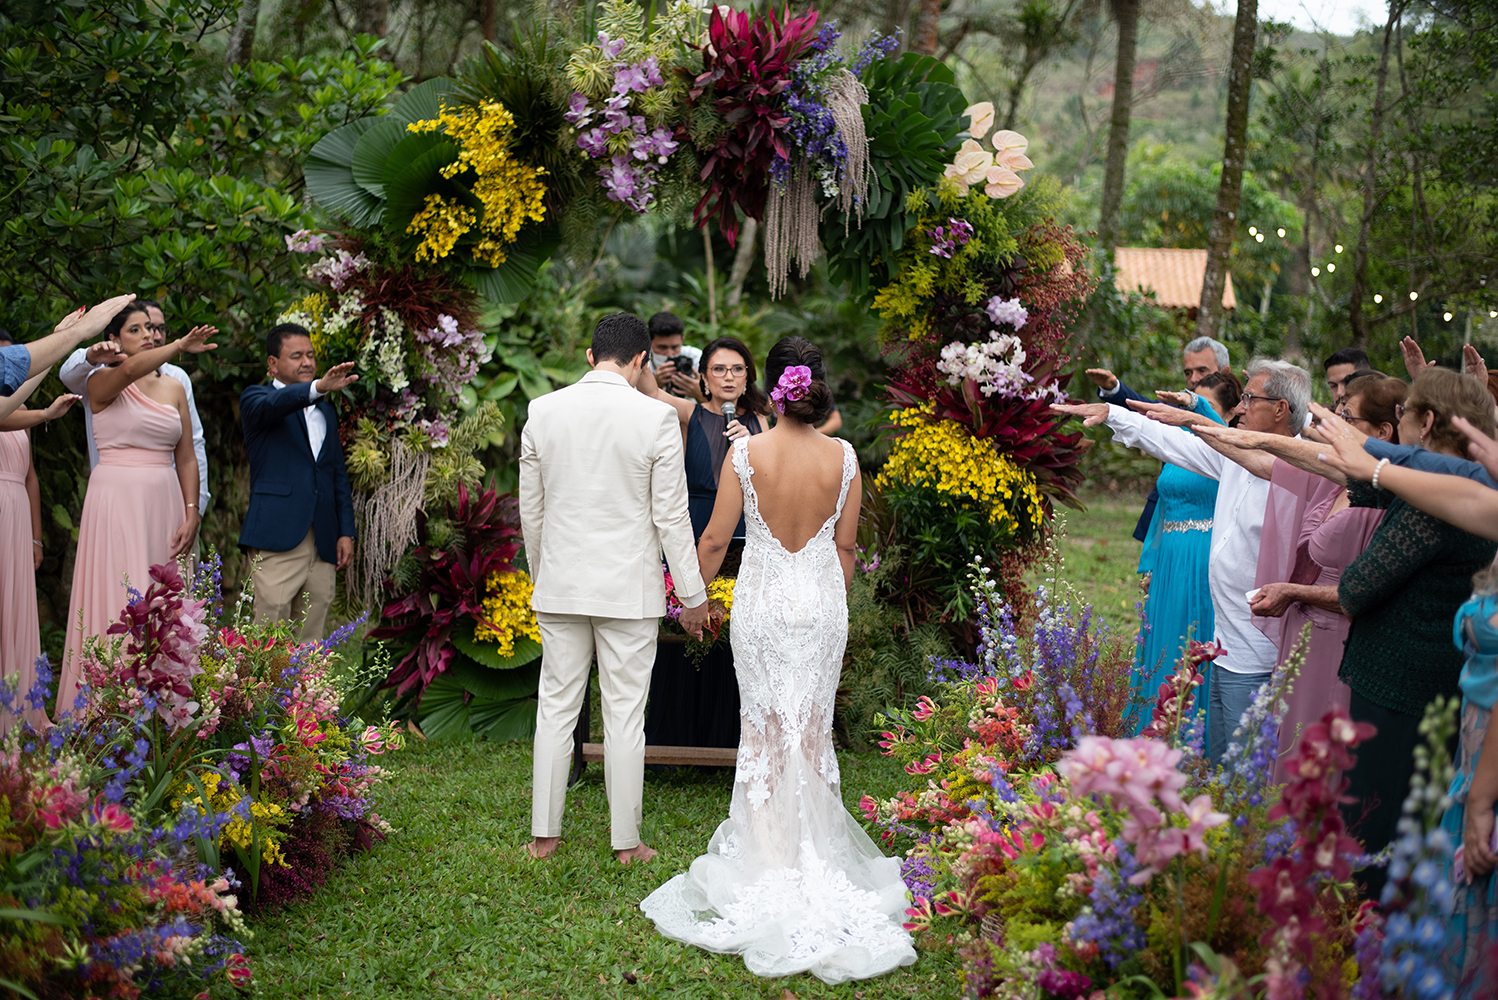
[696, 453, 744, 583]
[836, 471, 862, 590]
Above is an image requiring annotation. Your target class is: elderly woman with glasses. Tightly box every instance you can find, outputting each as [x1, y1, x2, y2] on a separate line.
[641, 334, 771, 752]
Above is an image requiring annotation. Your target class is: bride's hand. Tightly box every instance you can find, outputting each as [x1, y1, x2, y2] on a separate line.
[724, 419, 750, 441]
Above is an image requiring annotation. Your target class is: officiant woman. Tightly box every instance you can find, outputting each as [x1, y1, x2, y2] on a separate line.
[644, 336, 771, 750]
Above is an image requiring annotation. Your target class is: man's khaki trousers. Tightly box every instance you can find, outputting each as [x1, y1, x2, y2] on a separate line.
[531, 612, 658, 850]
[249, 529, 335, 643]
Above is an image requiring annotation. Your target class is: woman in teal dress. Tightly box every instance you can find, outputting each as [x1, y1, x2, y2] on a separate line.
[1129, 373, 1238, 735]
[1442, 586, 1498, 991]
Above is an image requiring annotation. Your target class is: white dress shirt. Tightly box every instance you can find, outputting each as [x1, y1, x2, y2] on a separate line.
[60, 348, 211, 510]
[271, 378, 326, 458]
[1104, 406, 1279, 676]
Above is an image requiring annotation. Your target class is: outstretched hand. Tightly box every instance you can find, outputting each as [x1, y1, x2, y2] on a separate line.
[1400, 336, 1427, 379]
[1128, 398, 1204, 428]
[1155, 390, 1196, 409]
[68, 294, 138, 342]
[85, 340, 126, 366]
[1465, 343, 1488, 381]
[173, 326, 219, 355]
[1453, 415, 1498, 482]
[1050, 401, 1110, 427]
[1309, 401, 1380, 481]
[316, 361, 359, 394]
[1084, 368, 1119, 393]
[41, 394, 81, 421]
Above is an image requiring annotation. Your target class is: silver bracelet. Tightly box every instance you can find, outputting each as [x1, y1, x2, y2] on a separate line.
[1371, 457, 1390, 490]
[32, 539, 43, 548]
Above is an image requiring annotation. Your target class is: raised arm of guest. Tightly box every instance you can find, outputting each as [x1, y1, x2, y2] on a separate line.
[1051, 401, 1228, 481]
[0, 392, 80, 431]
[87, 324, 217, 411]
[0, 295, 135, 395]
[0, 372, 46, 421]
[1192, 424, 1333, 483]
[1085, 368, 1150, 406]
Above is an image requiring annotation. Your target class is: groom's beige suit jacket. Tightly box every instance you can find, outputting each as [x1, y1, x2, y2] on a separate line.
[519, 369, 706, 613]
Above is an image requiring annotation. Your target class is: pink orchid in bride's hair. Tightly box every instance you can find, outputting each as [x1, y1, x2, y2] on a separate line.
[769, 365, 813, 414]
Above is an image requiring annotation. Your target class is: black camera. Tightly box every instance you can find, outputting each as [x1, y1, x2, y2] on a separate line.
[670, 355, 695, 375]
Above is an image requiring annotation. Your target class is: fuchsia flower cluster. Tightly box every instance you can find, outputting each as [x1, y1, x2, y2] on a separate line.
[927, 217, 974, 258]
[565, 34, 682, 213]
[107, 562, 209, 732]
[770, 364, 813, 413]
[1138, 639, 1219, 741]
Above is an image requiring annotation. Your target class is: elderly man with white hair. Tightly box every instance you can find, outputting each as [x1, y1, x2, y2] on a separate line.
[1054, 358, 1312, 764]
[1086, 336, 1232, 540]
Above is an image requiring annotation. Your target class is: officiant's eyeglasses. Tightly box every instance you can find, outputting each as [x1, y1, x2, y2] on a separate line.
[1240, 390, 1284, 407]
[708, 365, 747, 378]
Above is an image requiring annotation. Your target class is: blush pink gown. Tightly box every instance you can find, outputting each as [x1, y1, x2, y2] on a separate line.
[57, 382, 185, 719]
[1259, 462, 1385, 785]
[0, 428, 43, 735]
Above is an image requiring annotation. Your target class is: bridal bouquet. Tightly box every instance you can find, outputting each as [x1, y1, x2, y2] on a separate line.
[662, 565, 734, 655]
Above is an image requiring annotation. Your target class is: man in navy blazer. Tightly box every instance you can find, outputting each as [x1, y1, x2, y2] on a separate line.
[239, 323, 359, 642]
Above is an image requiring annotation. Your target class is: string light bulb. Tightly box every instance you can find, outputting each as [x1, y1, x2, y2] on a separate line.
[1374, 294, 1383, 303]
[1444, 312, 1454, 322]
[1410, 291, 1419, 300]
[1277, 228, 1286, 237]
[1249, 226, 1257, 235]
[1326, 263, 1335, 272]
[1335, 244, 1344, 253]
[1311, 267, 1320, 277]
[1255, 233, 1264, 242]
[1491, 310, 1497, 318]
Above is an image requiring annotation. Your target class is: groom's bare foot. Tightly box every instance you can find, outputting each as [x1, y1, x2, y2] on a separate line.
[616, 843, 657, 865]
[526, 836, 560, 860]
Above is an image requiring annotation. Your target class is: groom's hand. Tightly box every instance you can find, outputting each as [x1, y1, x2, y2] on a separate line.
[679, 600, 710, 639]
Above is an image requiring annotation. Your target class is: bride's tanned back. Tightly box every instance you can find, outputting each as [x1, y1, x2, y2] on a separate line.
[744, 431, 850, 553]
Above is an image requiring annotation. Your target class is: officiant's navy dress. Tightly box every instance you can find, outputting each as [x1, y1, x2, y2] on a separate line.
[646, 403, 763, 751]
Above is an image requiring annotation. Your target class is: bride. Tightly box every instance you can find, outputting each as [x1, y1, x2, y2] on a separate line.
[640, 337, 917, 983]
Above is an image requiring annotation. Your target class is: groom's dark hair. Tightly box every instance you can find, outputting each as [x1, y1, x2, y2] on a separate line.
[591, 313, 650, 365]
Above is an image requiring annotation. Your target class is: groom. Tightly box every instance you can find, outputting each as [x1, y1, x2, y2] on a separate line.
[520, 313, 710, 864]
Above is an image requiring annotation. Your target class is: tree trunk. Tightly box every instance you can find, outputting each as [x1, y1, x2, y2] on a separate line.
[354, 0, 389, 38]
[226, 0, 260, 67]
[725, 218, 758, 308]
[482, 0, 497, 43]
[1348, 3, 1406, 347]
[915, 0, 942, 55]
[1097, 0, 1140, 256]
[1193, 0, 1257, 341]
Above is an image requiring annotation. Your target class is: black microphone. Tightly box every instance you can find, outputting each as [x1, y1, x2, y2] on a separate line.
[721, 401, 736, 433]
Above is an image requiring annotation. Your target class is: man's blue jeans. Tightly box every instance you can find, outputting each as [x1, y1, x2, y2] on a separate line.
[1208, 667, 1273, 765]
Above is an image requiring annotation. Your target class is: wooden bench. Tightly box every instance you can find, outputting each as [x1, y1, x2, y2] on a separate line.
[578, 743, 738, 767]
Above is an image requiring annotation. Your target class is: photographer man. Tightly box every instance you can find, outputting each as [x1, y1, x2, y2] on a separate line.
[649, 312, 705, 401]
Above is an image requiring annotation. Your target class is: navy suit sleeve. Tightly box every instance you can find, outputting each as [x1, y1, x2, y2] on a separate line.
[1099, 379, 1151, 406]
[325, 406, 358, 539]
[240, 381, 316, 431]
[1364, 438, 1498, 489]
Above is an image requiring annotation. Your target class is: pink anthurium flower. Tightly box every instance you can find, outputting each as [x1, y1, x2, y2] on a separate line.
[963, 101, 996, 140]
[985, 165, 1024, 199]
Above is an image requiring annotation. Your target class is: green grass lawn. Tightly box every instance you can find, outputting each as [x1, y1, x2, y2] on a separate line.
[1024, 491, 1149, 637]
[246, 737, 960, 999]
[245, 497, 1147, 998]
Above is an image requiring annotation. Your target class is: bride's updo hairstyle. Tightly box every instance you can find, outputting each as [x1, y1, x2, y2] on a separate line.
[764, 336, 835, 424]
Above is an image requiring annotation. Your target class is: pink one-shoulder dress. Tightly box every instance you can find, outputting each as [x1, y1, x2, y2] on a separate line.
[56, 382, 185, 718]
[0, 428, 43, 735]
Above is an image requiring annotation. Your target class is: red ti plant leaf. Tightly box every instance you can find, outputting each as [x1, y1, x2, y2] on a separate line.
[688, 4, 818, 245]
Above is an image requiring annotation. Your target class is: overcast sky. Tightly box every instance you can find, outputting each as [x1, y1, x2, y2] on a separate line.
[1250, 0, 1382, 36]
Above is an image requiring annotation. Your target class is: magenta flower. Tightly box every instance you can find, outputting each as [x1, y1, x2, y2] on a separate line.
[769, 365, 813, 413]
[108, 561, 209, 731]
[89, 793, 135, 833]
[596, 31, 625, 59]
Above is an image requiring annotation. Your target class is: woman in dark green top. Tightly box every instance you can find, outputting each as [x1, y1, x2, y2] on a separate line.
[1338, 367, 1498, 901]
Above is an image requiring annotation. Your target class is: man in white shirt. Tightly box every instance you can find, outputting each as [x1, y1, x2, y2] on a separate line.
[60, 299, 211, 513]
[1053, 358, 1311, 763]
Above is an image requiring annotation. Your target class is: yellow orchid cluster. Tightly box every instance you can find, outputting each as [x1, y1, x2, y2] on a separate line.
[942, 102, 1035, 199]
[172, 771, 290, 869]
[405, 101, 547, 266]
[475, 568, 541, 658]
[707, 576, 735, 622]
[876, 407, 1045, 535]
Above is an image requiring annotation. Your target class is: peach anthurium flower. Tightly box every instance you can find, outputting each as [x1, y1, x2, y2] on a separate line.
[943, 138, 993, 194]
[990, 129, 1029, 160]
[963, 101, 995, 140]
[985, 165, 1024, 199]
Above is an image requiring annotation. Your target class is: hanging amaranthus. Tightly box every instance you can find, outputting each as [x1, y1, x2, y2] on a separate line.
[763, 157, 823, 299]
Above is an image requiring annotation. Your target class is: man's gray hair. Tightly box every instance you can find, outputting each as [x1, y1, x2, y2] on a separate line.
[1184, 336, 1230, 370]
[1246, 358, 1311, 431]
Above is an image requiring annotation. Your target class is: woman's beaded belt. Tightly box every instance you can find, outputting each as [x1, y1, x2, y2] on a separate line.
[1162, 518, 1213, 534]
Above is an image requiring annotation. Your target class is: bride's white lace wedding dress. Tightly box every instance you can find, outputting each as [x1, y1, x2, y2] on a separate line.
[640, 438, 917, 984]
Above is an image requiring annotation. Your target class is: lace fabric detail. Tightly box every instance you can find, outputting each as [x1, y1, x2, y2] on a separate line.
[641, 438, 916, 984]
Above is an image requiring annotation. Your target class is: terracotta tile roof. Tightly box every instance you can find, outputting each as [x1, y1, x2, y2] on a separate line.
[1114, 247, 1236, 311]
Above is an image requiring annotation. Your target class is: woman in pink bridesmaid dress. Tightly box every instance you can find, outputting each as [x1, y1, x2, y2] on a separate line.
[0, 332, 81, 734]
[55, 305, 216, 719]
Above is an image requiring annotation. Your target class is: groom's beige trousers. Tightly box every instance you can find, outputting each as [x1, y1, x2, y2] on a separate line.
[532, 612, 658, 850]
